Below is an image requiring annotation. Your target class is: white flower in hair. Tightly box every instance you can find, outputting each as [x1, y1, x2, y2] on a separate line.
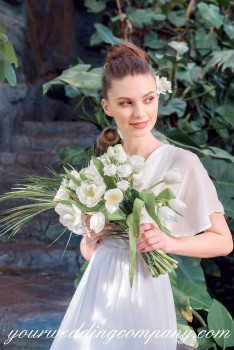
[155, 75, 172, 94]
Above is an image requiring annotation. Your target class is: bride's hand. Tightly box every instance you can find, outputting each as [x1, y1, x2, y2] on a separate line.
[136, 223, 174, 253]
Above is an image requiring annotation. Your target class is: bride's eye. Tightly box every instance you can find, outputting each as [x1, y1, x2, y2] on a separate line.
[119, 101, 131, 106]
[145, 97, 154, 103]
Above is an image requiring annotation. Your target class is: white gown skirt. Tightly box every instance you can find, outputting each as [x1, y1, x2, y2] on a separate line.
[50, 236, 177, 350]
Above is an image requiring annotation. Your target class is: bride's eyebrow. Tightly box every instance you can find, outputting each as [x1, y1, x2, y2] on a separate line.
[115, 91, 156, 100]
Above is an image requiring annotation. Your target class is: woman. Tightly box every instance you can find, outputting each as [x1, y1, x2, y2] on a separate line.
[50, 42, 233, 350]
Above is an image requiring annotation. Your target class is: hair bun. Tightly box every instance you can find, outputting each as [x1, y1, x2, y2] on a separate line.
[105, 42, 149, 66]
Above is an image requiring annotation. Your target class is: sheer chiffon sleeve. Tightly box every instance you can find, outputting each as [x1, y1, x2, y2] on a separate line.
[167, 151, 225, 237]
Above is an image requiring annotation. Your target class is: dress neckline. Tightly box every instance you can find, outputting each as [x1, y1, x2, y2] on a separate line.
[145, 143, 171, 163]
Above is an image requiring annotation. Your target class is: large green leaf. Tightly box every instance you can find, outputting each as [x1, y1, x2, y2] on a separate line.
[168, 41, 189, 56]
[169, 271, 193, 322]
[200, 158, 234, 218]
[43, 64, 102, 93]
[177, 323, 198, 347]
[84, 0, 106, 13]
[207, 299, 234, 347]
[171, 255, 206, 286]
[179, 279, 213, 310]
[167, 10, 186, 28]
[223, 22, 234, 40]
[195, 28, 219, 56]
[144, 31, 165, 49]
[159, 98, 186, 117]
[216, 104, 234, 127]
[198, 3, 224, 29]
[94, 23, 123, 45]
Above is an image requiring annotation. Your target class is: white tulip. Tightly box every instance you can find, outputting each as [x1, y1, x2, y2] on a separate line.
[68, 170, 81, 191]
[103, 164, 117, 176]
[117, 164, 132, 178]
[125, 155, 146, 174]
[132, 172, 146, 191]
[168, 198, 187, 215]
[158, 206, 178, 226]
[76, 182, 106, 207]
[104, 188, 123, 214]
[117, 180, 129, 192]
[55, 203, 82, 234]
[163, 168, 182, 184]
[107, 146, 115, 159]
[114, 151, 128, 164]
[114, 144, 125, 153]
[85, 160, 104, 185]
[90, 212, 106, 233]
[54, 185, 70, 201]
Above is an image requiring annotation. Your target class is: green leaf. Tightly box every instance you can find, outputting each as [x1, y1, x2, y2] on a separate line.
[223, 22, 234, 40]
[91, 156, 116, 189]
[177, 323, 198, 347]
[126, 213, 136, 287]
[195, 28, 218, 56]
[0, 40, 18, 67]
[84, 0, 106, 13]
[159, 98, 186, 117]
[179, 279, 213, 310]
[105, 208, 126, 221]
[170, 271, 193, 322]
[0, 60, 5, 83]
[132, 198, 145, 237]
[207, 299, 234, 347]
[172, 256, 206, 286]
[144, 31, 165, 49]
[3, 60, 16, 86]
[216, 104, 234, 127]
[168, 41, 189, 56]
[63, 167, 81, 187]
[155, 188, 176, 201]
[94, 23, 123, 45]
[198, 3, 224, 29]
[167, 10, 186, 28]
[128, 8, 155, 27]
[200, 158, 234, 218]
[139, 190, 173, 237]
[204, 50, 234, 72]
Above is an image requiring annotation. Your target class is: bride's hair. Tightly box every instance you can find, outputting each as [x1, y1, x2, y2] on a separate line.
[102, 42, 155, 100]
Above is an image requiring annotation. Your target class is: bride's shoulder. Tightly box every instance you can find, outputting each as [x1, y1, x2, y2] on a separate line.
[170, 144, 200, 167]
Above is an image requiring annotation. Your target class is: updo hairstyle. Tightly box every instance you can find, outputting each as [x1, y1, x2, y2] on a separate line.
[102, 42, 156, 100]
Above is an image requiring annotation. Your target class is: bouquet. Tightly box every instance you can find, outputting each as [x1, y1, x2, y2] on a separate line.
[0, 143, 186, 287]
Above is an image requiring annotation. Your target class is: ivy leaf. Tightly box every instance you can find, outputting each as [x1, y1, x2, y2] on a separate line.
[84, 0, 106, 13]
[93, 23, 123, 45]
[198, 3, 224, 29]
[159, 98, 186, 118]
[168, 41, 189, 56]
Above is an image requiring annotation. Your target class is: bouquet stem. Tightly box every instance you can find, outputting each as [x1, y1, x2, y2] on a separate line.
[142, 250, 178, 277]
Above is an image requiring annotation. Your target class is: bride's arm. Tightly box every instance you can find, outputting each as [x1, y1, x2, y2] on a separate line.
[168, 212, 233, 258]
[80, 235, 100, 261]
[137, 212, 233, 258]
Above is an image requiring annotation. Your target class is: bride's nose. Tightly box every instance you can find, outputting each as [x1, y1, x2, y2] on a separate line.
[132, 103, 145, 118]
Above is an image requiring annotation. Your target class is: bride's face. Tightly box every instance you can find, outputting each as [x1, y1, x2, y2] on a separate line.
[101, 74, 159, 140]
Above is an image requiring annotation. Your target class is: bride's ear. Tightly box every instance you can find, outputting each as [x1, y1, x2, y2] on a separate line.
[101, 98, 113, 117]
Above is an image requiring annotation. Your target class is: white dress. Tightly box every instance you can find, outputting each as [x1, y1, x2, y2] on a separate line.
[50, 144, 225, 350]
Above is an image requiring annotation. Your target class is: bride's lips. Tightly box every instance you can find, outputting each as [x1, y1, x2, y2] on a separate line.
[130, 121, 149, 129]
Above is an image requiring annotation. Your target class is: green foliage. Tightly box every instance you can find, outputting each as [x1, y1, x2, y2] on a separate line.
[0, 26, 18, 86]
